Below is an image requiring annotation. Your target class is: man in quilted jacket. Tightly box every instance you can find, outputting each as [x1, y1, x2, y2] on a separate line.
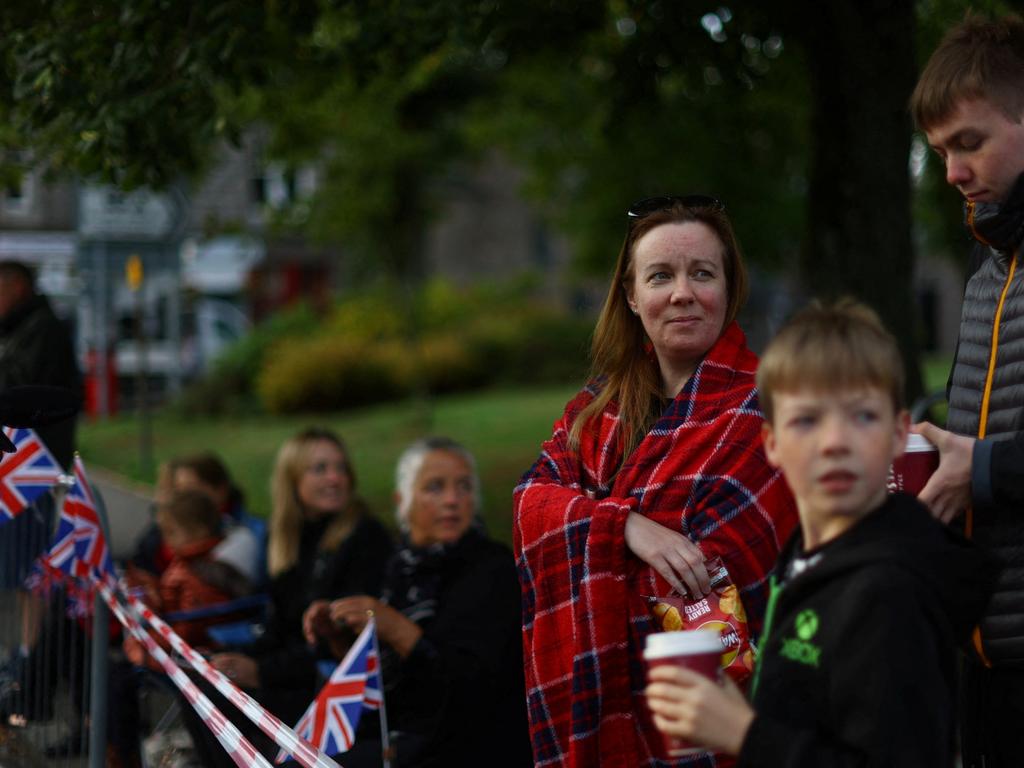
[910, 12, 1024, 768]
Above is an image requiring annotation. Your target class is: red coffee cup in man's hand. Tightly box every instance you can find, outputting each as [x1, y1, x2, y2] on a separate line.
[888, 433, 940, 497]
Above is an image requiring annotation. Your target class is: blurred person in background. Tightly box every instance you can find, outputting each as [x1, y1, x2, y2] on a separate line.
[132, 452, 266, 590]
[109, 490, 253, 768]
[0, 260, 80, 465]
[0, 259, 82, 731]
[303, 436, 530, 768]
[514, 197, 798, 767]
[191, 428, 392, 767]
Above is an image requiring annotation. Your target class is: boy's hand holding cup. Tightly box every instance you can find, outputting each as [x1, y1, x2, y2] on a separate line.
[644, 628, 722, 757]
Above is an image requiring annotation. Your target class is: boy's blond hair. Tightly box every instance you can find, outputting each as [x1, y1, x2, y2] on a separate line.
[156, 489, 221, 541]
[757, 299, 905, 424]
[910, 12, 1024, 131]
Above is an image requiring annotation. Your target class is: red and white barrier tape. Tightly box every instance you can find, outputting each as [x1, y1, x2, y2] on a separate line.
[99, 580, 273, 768]
[100, 579, 341, 768]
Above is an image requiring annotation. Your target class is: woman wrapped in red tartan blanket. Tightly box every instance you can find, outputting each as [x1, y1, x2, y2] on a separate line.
[514, 196, 798, 768]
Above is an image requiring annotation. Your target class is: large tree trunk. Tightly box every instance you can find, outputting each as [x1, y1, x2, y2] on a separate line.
[789, 0, 924, 402]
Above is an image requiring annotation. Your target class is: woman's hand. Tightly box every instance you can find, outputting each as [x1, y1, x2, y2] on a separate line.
[645, 666, 754, 756]
[625, 512, 710, 597]
[303, 599, 337, 646]
[329, 596, 424, 659]
[211, 652, 260, 689]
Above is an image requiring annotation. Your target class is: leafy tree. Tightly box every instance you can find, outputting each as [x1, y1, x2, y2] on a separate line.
[1, 0, 1015, 402]
[467, 5, 810, 276]
[0, 0, 302, 186]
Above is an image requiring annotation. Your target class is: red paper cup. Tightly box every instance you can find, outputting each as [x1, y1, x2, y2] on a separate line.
[888, 433, 939, 496]
[644, 628, 722, 758]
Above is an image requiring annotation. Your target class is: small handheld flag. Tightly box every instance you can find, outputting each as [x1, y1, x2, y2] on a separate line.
[0, 427, 62, 524]
[45, 456, 114, 583]
[279, 619, 381, 761]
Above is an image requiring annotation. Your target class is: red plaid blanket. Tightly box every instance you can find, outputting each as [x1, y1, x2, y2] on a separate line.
[514, 322, 797, 767]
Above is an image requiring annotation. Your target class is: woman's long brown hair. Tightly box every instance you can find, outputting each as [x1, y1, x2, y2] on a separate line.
[569, 202, 748, 463]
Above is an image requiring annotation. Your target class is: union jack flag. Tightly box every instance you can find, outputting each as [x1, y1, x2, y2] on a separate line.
[45, 456, 114, 583]
[0, 427, 62, 525]
[278, 619, 382, 762]
[24, 557, 96, 618]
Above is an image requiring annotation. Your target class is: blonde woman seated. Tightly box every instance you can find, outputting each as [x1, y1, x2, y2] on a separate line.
[194, 428, 392, 768]
[303, 437, 531, 768]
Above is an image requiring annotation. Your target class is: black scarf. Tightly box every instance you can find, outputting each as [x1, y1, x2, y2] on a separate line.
[964, 171, 1024, 254]
[382, 525, 484, 621]
[377, 525, 484, 691]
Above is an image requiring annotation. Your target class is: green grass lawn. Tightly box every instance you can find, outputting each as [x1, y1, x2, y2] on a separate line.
[78, 386, 577, 545]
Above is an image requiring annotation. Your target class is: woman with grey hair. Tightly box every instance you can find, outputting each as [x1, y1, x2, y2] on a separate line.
[392, 436, 482, 538]
[302, 437, 530, 767]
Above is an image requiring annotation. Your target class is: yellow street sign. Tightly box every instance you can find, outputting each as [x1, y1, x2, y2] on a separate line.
[126, 254, 143, 290]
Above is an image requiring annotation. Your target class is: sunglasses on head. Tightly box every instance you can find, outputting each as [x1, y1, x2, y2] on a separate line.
[627, 194, 725, 219]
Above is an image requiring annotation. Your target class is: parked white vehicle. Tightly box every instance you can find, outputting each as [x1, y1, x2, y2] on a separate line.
[114, 236, 260, 386]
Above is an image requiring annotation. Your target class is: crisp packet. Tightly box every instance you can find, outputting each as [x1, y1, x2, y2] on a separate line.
[645, 556, 755, 684]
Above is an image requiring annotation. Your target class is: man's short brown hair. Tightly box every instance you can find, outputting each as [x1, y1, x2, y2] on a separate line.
[911, 13, 1024, 131]
[757, 299, 905, 424]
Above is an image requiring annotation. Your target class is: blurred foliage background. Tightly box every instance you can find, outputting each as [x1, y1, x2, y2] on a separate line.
[0, 0, 1016, 529]
[1, 0, 1012, 403]
[175, 278, 591, 416]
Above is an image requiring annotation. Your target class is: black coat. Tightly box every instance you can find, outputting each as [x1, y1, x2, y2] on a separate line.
[738, 493, 995, 768]
[351, 528, 531, 768]
[0, 293, 81, 468]
[254, 512, 393, 716]
[184, 513, 394, 768]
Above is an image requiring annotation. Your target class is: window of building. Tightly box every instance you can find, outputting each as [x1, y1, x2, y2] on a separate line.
[3, 167, 35, 215]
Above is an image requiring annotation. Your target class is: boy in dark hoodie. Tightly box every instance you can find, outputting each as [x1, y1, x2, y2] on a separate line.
[645, 300, 995, 767]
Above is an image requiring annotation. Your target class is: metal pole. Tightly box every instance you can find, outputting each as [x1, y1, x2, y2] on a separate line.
[368, 615, 392, 768]
[88, 475, 113, 768]
[95, 243, 109, 417]
[167, 243, 183, 396]
[87, 591, 109, 768]
[133, 267, 152, 477]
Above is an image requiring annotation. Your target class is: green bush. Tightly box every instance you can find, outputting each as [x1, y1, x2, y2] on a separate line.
[258, 332, 495, 414]
[258, 337, 413, 413]
[466, 309, 592, 385]
[323, 291, 408, 340]
[416, 333, 490, 394]
[173, 302, 320, 416]
[185, 279, 594, 415]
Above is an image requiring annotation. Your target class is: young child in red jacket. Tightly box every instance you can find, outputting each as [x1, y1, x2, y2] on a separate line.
[110, 491, 253, 768]
[124, 489, 250, 667]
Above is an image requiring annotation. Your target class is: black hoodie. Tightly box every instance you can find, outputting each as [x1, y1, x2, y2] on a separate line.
[738, 493, 996, 768]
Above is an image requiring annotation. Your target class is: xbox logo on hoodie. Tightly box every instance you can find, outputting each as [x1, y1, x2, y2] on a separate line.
[795, 610, 819, 641]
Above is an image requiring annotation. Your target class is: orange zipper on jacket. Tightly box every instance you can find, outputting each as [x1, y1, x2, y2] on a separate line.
[965, 215, 1019, 666]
